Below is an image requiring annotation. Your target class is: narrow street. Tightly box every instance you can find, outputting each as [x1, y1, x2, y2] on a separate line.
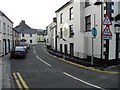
[10, 43, 119, 89]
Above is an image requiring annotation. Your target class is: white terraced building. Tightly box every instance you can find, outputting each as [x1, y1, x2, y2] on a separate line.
[54, 0, 120, 65]
[46, 18, 57, 50]
[0, 11, 13, 56]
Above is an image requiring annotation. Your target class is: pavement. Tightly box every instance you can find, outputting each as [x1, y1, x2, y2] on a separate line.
[0, 56, 2, 90]
[2, 54, 12, 89]
[0, 46, 119, 89]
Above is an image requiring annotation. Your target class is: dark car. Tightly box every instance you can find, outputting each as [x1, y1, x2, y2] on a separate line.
[10, 46, 26, 59]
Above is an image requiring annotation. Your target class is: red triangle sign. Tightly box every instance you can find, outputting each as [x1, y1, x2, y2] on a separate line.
[103, 16, 112, 25]
[102, 26, 112, 36]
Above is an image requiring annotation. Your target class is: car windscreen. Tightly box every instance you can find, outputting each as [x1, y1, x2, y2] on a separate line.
[19, 43, 28, 46]
[15, 47, 25, 51]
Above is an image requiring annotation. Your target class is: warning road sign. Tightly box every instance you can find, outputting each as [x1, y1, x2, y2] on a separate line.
[102, 26, 112, 36]
[102, 26, 112, 40]
[103, 16, 112, 26]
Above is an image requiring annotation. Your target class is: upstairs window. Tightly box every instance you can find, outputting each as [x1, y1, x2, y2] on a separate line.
[60, 13, 63, 24]
[85, 0, 90, 7]
[69, 25, 74, 38]
[7, 25, 9, 35]
[22, 34, 24, 37]
[69, 7, 73, 20]
[30, 34, 32, 37]
[85, 15, 91, 31]
[3, 23, 6, 34]
[60, 28, 63, 38]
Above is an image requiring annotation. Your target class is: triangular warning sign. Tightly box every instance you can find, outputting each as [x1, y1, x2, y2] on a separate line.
[102, 26, 112, 36]
[103, 16, 112, 25]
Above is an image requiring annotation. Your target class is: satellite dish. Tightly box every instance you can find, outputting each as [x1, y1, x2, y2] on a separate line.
[63, 23, 69, 38]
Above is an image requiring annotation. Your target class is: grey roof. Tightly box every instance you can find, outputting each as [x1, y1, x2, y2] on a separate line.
[15, 28, 37, 34]
[14, 20, 31, 29]
[37, 30, 47, 35]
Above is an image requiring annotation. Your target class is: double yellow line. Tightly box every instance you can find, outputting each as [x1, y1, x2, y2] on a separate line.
[13, 72, 29, 90]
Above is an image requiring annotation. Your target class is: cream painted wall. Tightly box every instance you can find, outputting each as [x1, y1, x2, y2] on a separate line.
[56, 0, 119, 60]
[1, 15, 13, 55]
[20, 34, 37, 44]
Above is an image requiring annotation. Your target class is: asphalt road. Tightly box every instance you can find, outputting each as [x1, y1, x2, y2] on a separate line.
[11, 43, 119, 89]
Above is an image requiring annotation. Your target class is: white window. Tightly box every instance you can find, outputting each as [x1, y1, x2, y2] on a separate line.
[85, 15, 91, 31]
[7, 25, 9, 35]
[3, 23, 6, 34]
[85, 0, 90, 7]
[60, 13, 63, 24]
[30, 34, 32, 37]
[69, 7, 73, 20]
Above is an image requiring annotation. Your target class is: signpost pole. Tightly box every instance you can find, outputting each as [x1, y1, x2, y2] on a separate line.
[91, 37, 94, 66]
[91, 14, 96, 66]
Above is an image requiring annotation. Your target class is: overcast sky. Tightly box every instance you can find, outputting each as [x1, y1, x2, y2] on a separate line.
[0, 0, 69, 30]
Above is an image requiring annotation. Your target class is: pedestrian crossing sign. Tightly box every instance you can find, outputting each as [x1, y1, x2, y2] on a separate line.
[103, 16, 112, 25]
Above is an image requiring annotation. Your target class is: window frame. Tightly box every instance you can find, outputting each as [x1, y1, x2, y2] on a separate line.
[30, 34, 32, 37]
[85, 0, 90, 7]
[69, 7, 73, 20]
[85, 15, 91, 32]
[3, 23, 6, 34]
[69, 25, 74, 38]
[22, 34, 24, 37]
[60, 13, 63, 24]
[30, 40, 32, 44]
[60, 28, 63, 38]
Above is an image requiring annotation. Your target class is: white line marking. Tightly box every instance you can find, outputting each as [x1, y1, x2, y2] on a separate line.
[36, 55, 51, 67]
[63, 72, 106, 90]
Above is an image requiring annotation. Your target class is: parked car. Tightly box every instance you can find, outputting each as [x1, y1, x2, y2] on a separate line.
[19, 42, 30, 50]
[10, 46, 26, 59]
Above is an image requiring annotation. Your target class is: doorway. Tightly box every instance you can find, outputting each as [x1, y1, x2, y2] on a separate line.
[64, 44, 67, 54]
[70, 43, 74, 56]
[60, 44, 63, 53]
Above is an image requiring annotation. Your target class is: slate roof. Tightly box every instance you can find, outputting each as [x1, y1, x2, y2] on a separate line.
[14, 20, 31, 29]
[37, 30, 47, 35]
[14, 20, 47, 35]
[14, 28, 37, 34]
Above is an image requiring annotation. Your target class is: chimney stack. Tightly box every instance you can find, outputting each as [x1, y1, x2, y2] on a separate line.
[53, 17, 57, 23]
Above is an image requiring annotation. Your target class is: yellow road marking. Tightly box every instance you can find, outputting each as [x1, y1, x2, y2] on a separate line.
[58, 58, 120, 75]
[13, 72, 29, 90]
[17, 72, 29, 90]
[12, 73, 23, 90]
[43, 47, 120, 75]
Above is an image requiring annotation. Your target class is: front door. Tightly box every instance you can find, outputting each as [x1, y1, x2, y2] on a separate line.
[70, 43, 74, 56]
[60, 44, 63, 53]
[64, 44, 67, 54]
